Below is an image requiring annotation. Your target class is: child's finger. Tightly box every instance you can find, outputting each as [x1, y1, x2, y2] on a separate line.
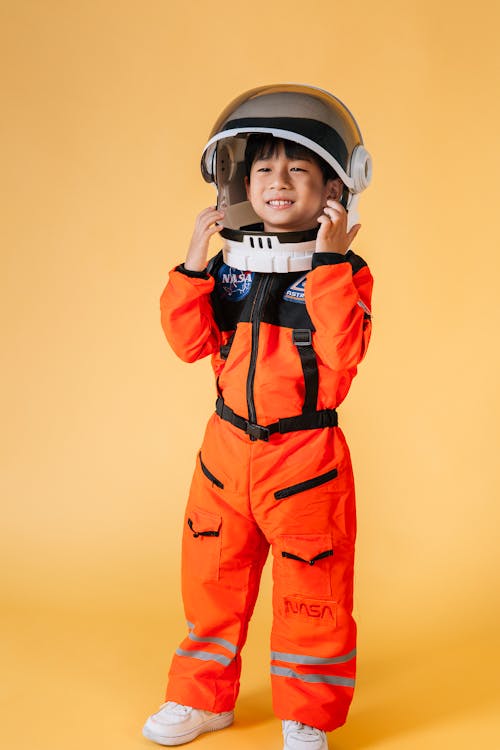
[346, 224, 362, 243]
[199, 213, 224, 231]
[316, 215, 333, 241]
[325, 200, 344, 210]
[207, 223, 223, 235]
[317, 213, 333, 223]
[323, 205, 345, 223]
[197, 208, 224, 224]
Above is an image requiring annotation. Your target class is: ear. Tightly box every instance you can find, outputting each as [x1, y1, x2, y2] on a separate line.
[326, 177, 343, 201]
[244, 175, 250, 199]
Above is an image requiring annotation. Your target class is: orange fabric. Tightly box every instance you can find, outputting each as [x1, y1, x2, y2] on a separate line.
[161, 257, 372, 424]
[166, 415, 357, 731]
[160, 253, 372, 731]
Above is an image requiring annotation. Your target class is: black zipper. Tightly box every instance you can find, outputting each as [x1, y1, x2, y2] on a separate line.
[246, 275, 272, 427]
[274, 467, 338, 500]
[187, 518, 220, 538]
[199, 453, 224, 489]
[281, 549, 334, 565]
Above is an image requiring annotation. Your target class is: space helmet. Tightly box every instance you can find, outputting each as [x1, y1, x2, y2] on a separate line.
[201, 84, 372, 273]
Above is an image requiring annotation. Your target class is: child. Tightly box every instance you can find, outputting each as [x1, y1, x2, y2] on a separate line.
[143, 85, 373, 750]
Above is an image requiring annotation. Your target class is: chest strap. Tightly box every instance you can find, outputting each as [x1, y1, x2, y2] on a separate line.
[215, 396, 337, 442]
[292, 329, 318, 413]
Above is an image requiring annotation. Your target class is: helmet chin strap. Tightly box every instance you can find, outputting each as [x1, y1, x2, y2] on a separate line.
[222, 232, 317, 273]
[221, 193, 360, 273]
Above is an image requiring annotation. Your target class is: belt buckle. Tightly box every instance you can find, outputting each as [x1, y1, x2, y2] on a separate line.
[245, 422, 270, 441]
[292, 329, 312, 346]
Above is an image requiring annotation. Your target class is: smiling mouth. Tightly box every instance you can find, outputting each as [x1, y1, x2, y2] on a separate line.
[266, 200, 295, 208]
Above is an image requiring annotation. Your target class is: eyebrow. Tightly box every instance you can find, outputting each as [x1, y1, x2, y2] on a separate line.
[254, 154, 313, 163]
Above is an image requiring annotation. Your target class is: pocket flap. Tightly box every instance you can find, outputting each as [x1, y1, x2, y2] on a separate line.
[279, 533, 333, 562]
[189, 507, 222, 535]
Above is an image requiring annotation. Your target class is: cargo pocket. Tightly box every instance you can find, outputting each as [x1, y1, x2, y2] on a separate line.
[274, 467, 338, 500]
[275, 533, 334, 598]
[184, 506, 222, 582]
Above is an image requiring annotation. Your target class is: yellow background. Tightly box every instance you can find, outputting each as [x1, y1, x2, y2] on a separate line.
[2, 0, 500, 748]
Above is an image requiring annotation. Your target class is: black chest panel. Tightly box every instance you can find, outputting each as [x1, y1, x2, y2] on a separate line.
[209, 252, 315, 332]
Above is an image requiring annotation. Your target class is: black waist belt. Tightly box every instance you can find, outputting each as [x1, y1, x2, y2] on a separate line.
[215, 396, 338, 442]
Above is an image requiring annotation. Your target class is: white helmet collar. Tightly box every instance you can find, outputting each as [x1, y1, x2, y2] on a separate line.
[220, 226, 317, 273]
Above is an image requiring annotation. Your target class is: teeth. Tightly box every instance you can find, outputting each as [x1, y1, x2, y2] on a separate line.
[268, 200, 293, 206]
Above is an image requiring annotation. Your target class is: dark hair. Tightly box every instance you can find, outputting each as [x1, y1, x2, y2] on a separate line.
[244, 133, 339, 184]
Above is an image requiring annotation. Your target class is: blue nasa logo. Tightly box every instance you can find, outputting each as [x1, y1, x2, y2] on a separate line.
[217, 264, 254, 301]
[283, 274, 307, 304]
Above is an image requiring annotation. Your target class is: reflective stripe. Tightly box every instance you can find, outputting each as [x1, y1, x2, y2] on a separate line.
[271, 665, 355, 687]
[186, 621, 238, 655]
[357, 299, 371, 316]
[188, 632, 238, 655]
[176, 648, 232, 667]
[271, 648, 356, 665]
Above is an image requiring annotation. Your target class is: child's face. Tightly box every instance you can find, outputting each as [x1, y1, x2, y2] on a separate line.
[245, 143, 342, 233]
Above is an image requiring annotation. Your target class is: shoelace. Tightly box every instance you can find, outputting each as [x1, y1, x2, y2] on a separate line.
[163, 701, 192, 716]
[284, 721, 323, 737]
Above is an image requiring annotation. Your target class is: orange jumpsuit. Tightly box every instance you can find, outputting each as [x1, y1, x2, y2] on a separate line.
[160, 249, 373, 732]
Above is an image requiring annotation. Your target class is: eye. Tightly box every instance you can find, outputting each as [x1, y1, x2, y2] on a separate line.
[256, 166, 271, 173]
[290, 162, 310, 172]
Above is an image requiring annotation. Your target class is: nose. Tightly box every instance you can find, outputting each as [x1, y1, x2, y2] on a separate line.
[269, 164, 291, 189]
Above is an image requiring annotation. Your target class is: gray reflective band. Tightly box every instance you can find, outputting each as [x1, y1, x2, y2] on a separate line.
[185, 621, 238, 655]
[176, 648, 232, 667]
[271, 648, 356, 665]
[271, 665, 355, 688]
[357, 300, 372, 316]
[188, 632, 238, 655]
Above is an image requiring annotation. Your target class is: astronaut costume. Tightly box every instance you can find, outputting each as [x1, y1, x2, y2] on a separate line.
[158, 85, 373, 733]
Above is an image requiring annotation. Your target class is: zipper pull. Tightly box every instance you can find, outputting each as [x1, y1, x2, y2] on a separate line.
[281, 549, 334, 565]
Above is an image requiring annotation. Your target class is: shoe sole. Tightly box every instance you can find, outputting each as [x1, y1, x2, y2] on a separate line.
[282, 733, 328, 750]
[142, 712, 234, 746]
[283, 739, 328, 750]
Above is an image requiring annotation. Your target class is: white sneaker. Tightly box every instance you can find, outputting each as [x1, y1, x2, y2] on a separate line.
[142, 701, 234, 746]
[282, 720, 328, 750]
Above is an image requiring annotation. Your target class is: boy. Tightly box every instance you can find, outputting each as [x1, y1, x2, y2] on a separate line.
[143, 85, 373, 750]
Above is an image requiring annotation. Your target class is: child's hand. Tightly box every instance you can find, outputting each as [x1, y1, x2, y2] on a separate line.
[184, 207, 225, 272]
[316, 199, 361, 255]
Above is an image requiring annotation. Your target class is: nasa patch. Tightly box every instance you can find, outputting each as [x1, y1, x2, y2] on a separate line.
[217, 264, 254, 301]
[283, 274, 307, 304]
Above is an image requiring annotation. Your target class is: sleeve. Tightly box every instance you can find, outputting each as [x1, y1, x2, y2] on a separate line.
[159, 263, 221, 363]
[304, 251, 373, 371]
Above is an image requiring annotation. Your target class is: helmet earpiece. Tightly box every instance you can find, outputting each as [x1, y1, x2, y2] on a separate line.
[350, 145, 372, 193]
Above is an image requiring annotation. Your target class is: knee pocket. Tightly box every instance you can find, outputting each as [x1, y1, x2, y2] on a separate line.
[274, 533, 334, 598]
[183, 506, 222, 582]
[182, 452, 226, 583]
[273, 533, 354, 600]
